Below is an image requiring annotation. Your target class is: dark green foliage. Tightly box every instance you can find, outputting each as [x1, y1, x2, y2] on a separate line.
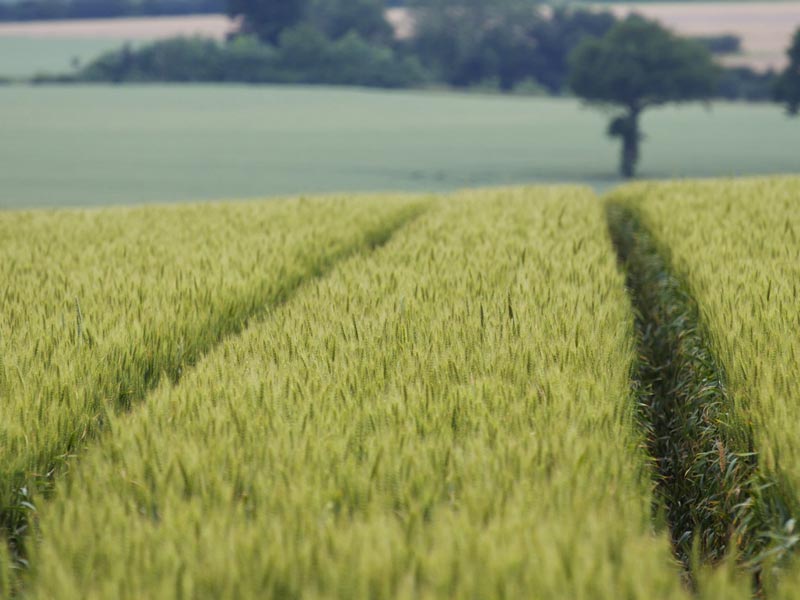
[407, 0, 542, 89]
[717, 67, 777, 102]
[227, 0, 310, 44]
[570, 17, 718, 177]
[775, 29, 800, 115]
[78, 33, 428, 88]
[570, 16, 718, 110]
[691, 34, 741, 56]
[81, 38, 225, 83]
[407, 0, 615, 92]
[310, 0, 393, 43]
[219, 36, 282, 82]
[227, 0, 393, 45]
[278, 25, 427, 86]
[527, 8, 616, 93]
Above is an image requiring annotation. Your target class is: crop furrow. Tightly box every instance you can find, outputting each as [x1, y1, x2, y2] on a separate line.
[0, 198, 427, 592]
[606, 203, 794, 592]
[22, 189, 688, 599]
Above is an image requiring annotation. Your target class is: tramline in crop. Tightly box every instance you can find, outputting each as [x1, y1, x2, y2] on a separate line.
[0, 195, 424, 579]
[610, 177, 800, 595]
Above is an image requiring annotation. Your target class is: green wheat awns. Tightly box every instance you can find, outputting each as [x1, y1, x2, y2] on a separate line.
[14, 181, 797, 598]
[23, 188, 687, 598]
[0, 195, 424, 562]
[610, 177, 800, 594]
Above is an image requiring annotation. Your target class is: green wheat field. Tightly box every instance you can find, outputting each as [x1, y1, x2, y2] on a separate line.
[1, 175, 800, 598]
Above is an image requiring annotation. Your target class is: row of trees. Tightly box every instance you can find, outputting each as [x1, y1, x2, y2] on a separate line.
[227, 0, 390, 45]
[73, 0, 631, 97]
[223, 0, 778, 98]
[223, 0, 632, 93]
[407, 0, 617, 92]
[77, 32, 427, 88]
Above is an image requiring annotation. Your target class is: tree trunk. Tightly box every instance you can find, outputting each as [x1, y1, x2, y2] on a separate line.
[620, 108, 641, 179]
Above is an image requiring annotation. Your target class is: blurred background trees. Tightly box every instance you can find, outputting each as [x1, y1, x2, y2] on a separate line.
[775, 30, 800, 115]
[10, 0, 783, 108]
[70, 0, 626, 93]
[227, 0, 309, 44]
[309, 0, 394, 44]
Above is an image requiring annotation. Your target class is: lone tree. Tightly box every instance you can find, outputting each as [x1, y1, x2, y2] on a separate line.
[775, 28, 800, 116]
[569, 16, 717, 178]
[227, 0, 310, 44]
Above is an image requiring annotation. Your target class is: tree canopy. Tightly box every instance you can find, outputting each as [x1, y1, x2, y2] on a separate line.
[569, 16, 718, 177]
[775, 29, 800, 116]
[227, 0, 310, 45]
[407, 0, 543, 88]
[570, 16, 717, 112]
[227, 0, 392, 46]
[310, 0, 393, 43]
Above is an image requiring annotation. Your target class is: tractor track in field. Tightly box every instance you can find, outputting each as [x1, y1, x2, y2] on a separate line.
[0, 203, 428, 596]
[607, 203, 796, 594]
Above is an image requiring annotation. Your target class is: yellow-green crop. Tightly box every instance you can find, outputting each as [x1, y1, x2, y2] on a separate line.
[22, 188, 689, 599]
[0, 195, 423, 571]
[609, 177, 800, 593]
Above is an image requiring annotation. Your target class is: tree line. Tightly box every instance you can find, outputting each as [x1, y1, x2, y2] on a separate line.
[60, 0, 776, 99]
[61, 0, 621, 92]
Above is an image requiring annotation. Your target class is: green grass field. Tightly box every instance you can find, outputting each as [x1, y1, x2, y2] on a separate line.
[0, 37, 123, 77]
[0, 85, 799, 209]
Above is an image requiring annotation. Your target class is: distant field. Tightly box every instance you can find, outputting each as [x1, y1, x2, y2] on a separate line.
[0, 13, 233, 39]
[0, 15, 235, 76]
[0, 37, 122, 76]
[1, 85, 799, 209]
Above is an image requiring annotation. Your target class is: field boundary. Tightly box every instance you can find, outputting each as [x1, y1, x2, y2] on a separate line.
[0, 200, 429, 594]
[606, 202, 797, 590]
